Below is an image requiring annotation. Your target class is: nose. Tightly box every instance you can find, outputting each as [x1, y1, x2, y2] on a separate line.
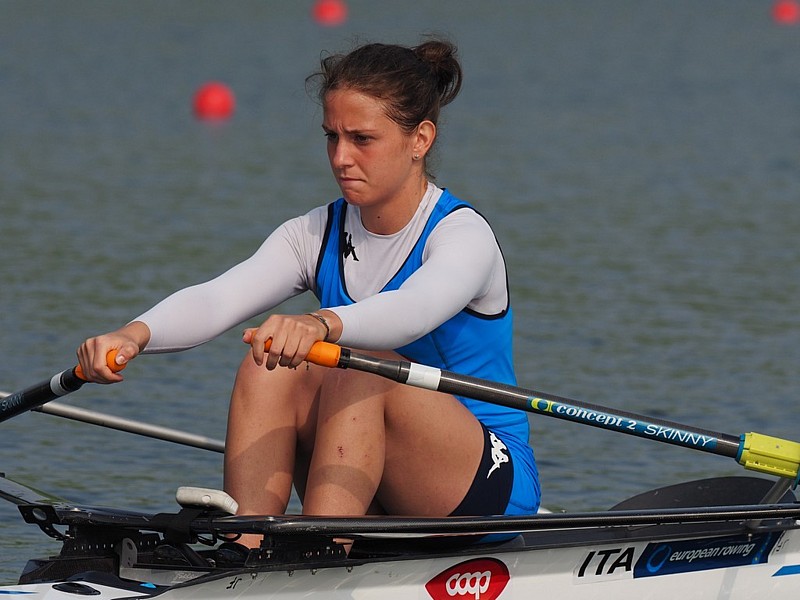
[329, 139, 353, 170]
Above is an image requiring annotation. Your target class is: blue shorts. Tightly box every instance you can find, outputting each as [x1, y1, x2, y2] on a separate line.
[449, 423, 540, 517]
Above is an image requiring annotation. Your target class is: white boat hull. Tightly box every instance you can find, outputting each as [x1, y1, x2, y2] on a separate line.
[5, 526, 800, 599]
[151, 533, 800, 600]
[3, 474, 800, 599]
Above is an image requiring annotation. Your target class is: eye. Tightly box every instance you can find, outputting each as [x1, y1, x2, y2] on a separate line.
[353, 134, 370, 145]
[324, 132, 338, 143]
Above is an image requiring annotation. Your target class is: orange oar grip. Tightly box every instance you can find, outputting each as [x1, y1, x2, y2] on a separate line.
[263, 340, 342, 368]
[74, 349, 126, 381]
[306, 341, 342, 368]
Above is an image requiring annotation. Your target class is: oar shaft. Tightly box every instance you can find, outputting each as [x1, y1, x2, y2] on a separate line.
[338, 348, 742, 459]
[0, 368, 85, 423]
[34, 402, 225, 453]
[266, 340, 800, 479]
[0, 351, 123, 423]
[441, 372, 743, 457]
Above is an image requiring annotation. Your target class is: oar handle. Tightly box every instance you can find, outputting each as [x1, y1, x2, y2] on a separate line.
[74, 350, 126, 381]
[1, 351, 125, 424]
[262, 339, 342, 368]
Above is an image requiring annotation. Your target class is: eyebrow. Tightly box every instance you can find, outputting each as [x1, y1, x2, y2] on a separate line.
[321, 124, 380, 135]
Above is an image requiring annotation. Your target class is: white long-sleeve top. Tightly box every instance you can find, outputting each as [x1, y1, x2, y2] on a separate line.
[137, 184, 509, 353]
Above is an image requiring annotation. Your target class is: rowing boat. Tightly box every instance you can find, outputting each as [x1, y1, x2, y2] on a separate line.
[2, 473, 800, 599]
[2, 342, 800, 598]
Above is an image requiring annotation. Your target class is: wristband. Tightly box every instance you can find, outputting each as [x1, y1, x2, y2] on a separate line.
[306, 312, 331, 342]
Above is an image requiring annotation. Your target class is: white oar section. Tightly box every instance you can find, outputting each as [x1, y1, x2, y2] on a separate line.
[405, 362, 442, 390]
[0, 389, 225, 453]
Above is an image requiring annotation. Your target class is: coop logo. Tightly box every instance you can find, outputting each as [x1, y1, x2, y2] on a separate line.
[425, 558, 510, 600]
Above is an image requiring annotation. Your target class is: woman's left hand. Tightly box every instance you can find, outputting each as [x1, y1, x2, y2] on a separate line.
[243, 310, 340, 370]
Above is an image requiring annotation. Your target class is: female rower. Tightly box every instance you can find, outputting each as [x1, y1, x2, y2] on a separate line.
[77, 38, 540, 544]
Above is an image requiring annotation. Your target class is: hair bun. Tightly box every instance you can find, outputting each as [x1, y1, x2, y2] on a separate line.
[413, 39, 462, 107]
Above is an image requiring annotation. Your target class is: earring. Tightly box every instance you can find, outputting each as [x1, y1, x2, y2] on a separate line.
[413, 154, 421, 160]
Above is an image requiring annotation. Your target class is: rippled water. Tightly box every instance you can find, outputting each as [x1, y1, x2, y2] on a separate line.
[2, 0, 799, 584]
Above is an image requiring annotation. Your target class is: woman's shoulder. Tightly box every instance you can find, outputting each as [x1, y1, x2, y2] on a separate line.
[434, 191, 495, 232]
[283, 202, 336, 234]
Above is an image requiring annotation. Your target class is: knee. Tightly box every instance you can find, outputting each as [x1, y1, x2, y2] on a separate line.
[232, 351, 325, 409]
[230, 353, 290, 410]
[317, 366, 396, 414]
[232, 353, 267, 393]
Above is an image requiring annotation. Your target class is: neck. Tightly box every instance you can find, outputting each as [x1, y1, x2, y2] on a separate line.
[361, 177, 430, 235]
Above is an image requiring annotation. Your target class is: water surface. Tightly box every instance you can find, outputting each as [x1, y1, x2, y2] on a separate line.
[1, 0, 799, 583]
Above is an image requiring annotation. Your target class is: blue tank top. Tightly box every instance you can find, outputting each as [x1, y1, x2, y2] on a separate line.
[313, 191, 537, 508]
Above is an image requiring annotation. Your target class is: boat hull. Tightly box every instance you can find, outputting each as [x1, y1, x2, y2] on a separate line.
[5, 528, 800, 600]
[3, 474, 800, 599]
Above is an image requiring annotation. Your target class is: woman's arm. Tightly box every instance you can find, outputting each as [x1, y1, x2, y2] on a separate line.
[138, 220, 315, 353]
[332, 211, 506, 349]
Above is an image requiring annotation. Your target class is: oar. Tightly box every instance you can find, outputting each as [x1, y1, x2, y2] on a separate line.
[35, 401, 225, 453]
[276, 341, 800, 482]
[0, 352, 124, 423]
[0, 356, 224, 452]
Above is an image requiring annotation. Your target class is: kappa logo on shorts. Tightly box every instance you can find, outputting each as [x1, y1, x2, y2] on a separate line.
[486, 431, 509, 479]
[425, 558, 510, 600]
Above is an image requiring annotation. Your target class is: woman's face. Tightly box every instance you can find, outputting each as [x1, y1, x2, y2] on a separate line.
[322, 89, 423, 216]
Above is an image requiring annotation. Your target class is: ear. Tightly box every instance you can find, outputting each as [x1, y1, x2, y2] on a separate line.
[412, 120, 436, 159]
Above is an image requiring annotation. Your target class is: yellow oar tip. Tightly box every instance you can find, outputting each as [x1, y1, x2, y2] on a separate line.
[739, 432, 800, 480]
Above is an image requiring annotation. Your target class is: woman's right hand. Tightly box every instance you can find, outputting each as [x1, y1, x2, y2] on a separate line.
[76, 321, 151, 383]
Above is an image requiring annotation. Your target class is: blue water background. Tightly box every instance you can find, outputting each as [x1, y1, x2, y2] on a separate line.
[1, 0, 799, 583]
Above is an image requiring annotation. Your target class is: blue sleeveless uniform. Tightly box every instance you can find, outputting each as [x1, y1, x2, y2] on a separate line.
[314, 190, 540, 516]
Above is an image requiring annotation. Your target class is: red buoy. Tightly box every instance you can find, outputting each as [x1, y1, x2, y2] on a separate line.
[772, 0, 800, 24]
[312, 0, 348, 27]
[193, 82, 236, 120]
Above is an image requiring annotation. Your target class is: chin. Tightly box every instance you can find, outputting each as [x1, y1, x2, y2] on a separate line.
[341, 192, 371, 206]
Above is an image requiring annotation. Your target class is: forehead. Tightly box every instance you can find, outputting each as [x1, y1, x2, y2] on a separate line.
[322, 89, 393, 128]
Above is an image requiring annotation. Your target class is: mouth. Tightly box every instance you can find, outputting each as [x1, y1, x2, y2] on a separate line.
[337, 175, 362, 187]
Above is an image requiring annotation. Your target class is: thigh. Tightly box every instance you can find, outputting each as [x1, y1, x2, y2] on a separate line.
[380, 387, 485, 516]
[224, 353, 324, 511]
[227, 354, 324, 448]
[331, 351, 486, 517]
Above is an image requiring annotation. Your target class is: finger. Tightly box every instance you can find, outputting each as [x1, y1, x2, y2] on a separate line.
[292, 338, 320, 369]
[77, 338, 102, 382]
[242, 328, 263, 365]
[250, 327, 273, 367]
[91, 343, 127, 383]
[77, 339, 120, 384]
[279, 337, 305, 369]
[113, 340, 140, 368]
[265, 335, 284, 370]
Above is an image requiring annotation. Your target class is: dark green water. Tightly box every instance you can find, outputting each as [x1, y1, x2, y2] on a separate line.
[1, 0, 799, 583]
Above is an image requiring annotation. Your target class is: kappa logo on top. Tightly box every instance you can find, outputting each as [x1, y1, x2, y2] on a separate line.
[425, 558, 510, 600]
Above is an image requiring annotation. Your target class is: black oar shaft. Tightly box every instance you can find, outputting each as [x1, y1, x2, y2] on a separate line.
[1, 351, 123, 424]
[0, 368, 85, 423]
[339, 349, 742, 460]
[439, 370, 742, 458]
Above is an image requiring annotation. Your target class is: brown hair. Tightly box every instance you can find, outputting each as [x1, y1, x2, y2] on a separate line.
[307, 38, 463, 136]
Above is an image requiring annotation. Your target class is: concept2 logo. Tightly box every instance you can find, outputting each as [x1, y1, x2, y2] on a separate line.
[426, 558, 510, 600]
[527, 397, 717, 450]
